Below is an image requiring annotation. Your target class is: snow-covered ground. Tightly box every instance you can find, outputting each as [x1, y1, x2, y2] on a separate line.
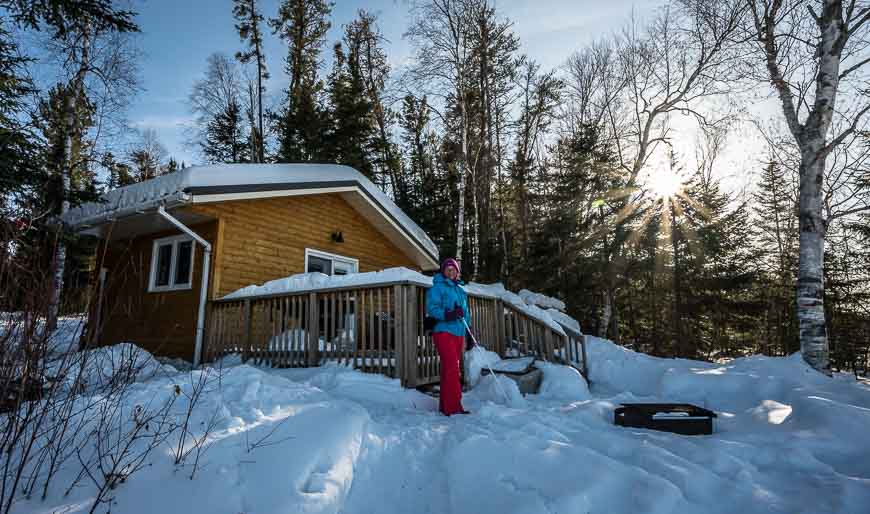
[9, 333, 870, 514]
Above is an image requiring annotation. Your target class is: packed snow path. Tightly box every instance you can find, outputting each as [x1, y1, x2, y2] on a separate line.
[11, 334, 870, 514]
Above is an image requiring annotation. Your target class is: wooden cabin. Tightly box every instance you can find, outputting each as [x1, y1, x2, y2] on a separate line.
[63, 164, 440, 364]
[65, 163, 588, 387]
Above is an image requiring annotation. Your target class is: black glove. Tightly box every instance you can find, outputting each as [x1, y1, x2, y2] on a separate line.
[444, 306, 462, 322]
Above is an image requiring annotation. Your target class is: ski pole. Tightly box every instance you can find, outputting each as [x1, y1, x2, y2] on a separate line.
[461, 317, 511, 404]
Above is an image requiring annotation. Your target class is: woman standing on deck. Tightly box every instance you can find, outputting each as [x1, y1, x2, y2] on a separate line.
[426, 258, 471, 416]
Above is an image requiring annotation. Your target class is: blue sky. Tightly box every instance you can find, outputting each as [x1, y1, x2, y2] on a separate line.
[127, 0, 659, 165]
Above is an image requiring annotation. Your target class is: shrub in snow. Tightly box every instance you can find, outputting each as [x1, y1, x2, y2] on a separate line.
[0, 329, 220, 514]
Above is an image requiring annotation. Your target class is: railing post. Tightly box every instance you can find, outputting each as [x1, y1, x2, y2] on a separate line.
[393, 284, 405, 384]
[495, 299, 505, 357]
[307, 292, 319, 367]
[581, 334, 590, 381]
[243, 299, 252, 363]
[405, 284, 419, 388]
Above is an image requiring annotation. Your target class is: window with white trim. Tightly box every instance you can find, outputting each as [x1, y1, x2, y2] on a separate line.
[149, 235, 195, 292]
[305, 248, 358, 276]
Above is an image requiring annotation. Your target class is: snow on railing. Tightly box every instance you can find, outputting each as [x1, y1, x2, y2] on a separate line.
[207, 268, 586, 387]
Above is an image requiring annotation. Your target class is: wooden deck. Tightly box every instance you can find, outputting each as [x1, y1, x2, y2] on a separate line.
[205, 281, 588, 388]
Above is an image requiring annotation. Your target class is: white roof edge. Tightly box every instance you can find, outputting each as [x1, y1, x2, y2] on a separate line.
[60, 164, 439, 263]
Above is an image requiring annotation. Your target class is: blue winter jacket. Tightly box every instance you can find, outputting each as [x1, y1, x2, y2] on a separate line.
[426, 273, 471, 337]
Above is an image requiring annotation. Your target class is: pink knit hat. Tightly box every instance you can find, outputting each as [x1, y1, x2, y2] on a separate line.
[441, 258, 460, 275]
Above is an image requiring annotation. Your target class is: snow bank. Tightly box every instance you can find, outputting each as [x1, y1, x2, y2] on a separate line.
[546, 308, 581, 334]
[303, 362, 438, 411]
[518, 289, 566, 311]
[12, 357, 372, 514]
[470, 373, 527, 408]
[49, 342, 177, 392]
[535, 361, 591, 401]
[464, 346, 501, 386]
[0, 314, 85, 356]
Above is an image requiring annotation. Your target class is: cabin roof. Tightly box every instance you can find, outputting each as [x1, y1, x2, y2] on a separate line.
[62, 163, 439, 269]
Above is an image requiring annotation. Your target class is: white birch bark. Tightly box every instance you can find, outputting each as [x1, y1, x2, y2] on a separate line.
[456, 84, 468, 263]
[49, 23, 90, 331]
[749, 0, 870, 373]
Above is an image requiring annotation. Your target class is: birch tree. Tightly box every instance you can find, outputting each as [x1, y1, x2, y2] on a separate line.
[746, 0, 870, 373]
[35, 7, 139, 330]
[406, 0, 476, 265]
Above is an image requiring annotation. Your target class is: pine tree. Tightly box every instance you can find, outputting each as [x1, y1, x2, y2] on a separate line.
[36, 83, 99, 213]
[752, 160, 799, 354]
[398, 94, 449, 247]
[270, 0, 333, 162]
[189, 53, 251, 164]
[343, 11, 398, 188]
[666, 165, 760, 359]
[233, 0, 268, 162]
[202, 97, 249, 164]
[0, 20, 40, 217]
[101, 152, 134, 188]
[507, 61, 563, 284]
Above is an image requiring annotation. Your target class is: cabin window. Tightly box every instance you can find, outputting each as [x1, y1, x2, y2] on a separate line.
[305, 248, 358, 276]
[149, 235, 196, 292]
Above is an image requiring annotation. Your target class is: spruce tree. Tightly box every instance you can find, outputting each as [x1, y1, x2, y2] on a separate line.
[36, 83, 99, 212]
[270, 0, 333, 162]
[752, 160, 799, 354]
[0, 20, 40, 217]
[233, 0, 268, 162]
[343, 11, 398, 188]
[202, 97, 249, 164]
[326, 42, 375, 178]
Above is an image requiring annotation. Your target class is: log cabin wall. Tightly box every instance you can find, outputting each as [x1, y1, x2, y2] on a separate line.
[94, 221, 218, 360]
[190, 194, 419, 298]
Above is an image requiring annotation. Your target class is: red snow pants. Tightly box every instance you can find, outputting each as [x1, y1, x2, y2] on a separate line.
[433, 331, 465, 415]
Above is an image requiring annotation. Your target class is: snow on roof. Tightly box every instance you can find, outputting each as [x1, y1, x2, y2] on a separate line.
[61, 163, 438, 260]
[222, 267, 571, 336]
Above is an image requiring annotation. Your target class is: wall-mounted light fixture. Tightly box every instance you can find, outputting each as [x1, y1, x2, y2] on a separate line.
[331, 230, 344, 243]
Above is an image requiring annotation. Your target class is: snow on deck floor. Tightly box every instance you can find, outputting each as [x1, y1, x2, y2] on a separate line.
[11, 337, 870, 514]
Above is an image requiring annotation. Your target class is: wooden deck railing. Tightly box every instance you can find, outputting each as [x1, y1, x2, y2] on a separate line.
[205, 281, 587, 387]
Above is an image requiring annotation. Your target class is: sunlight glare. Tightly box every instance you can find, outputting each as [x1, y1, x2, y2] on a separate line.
[647, 171, 684, 199]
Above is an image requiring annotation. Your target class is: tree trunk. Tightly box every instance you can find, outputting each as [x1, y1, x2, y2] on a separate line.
[671, 203, 686, 358]
[797, 152, 829, 372]
[49, 23, 90, 331]
[598, 293, 611, 339]
[456, 86, 468, 264]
